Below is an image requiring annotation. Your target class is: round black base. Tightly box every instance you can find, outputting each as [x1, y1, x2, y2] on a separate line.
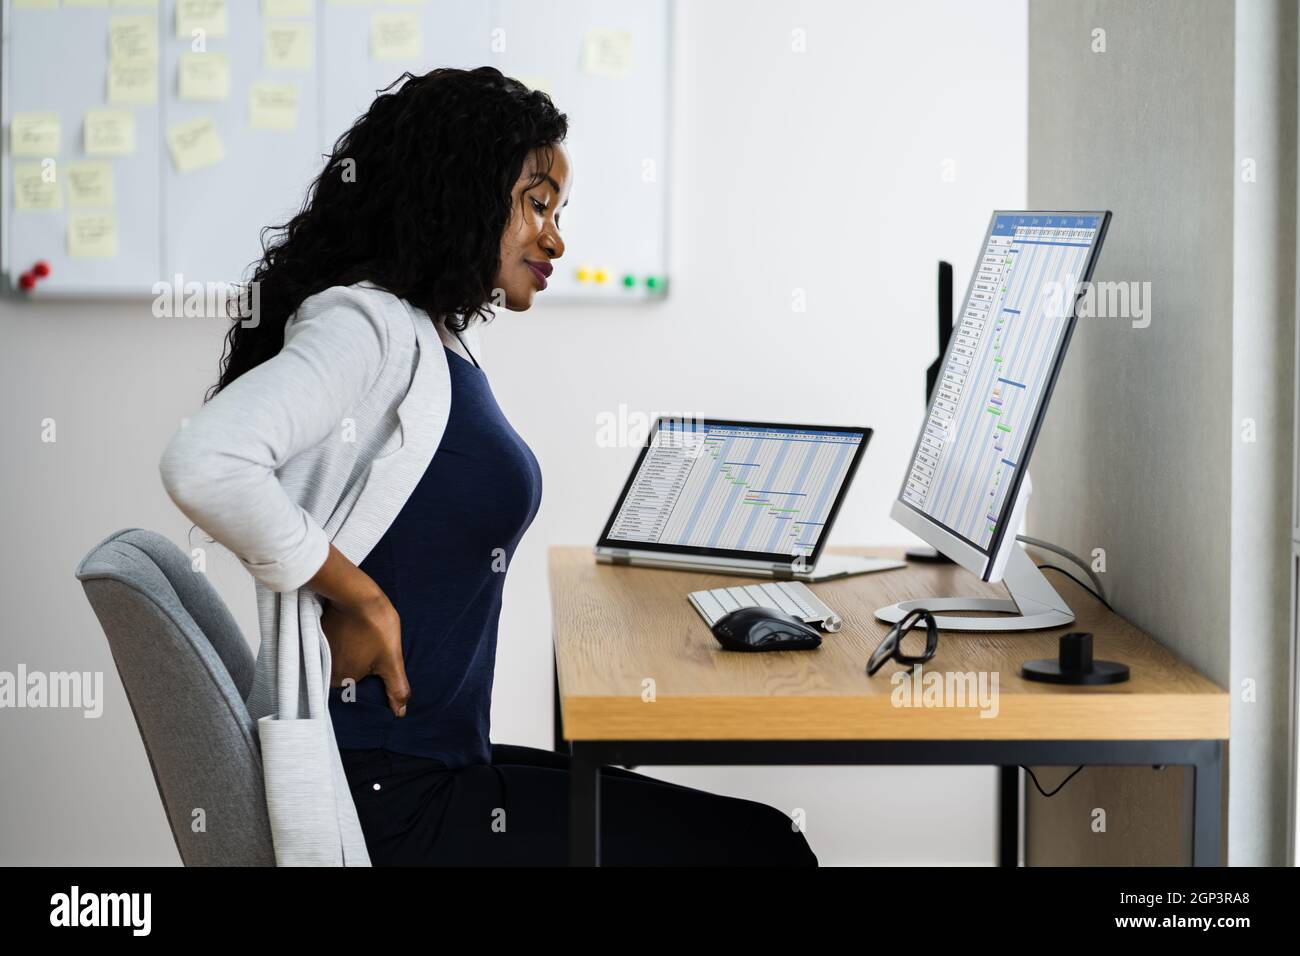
[905, 546, 953, 564]
[1020, 659, 1130, 684]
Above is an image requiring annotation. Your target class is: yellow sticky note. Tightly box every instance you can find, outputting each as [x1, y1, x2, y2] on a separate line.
[370, 13, 421, 61]
[264, 22, 313, 71]
[108, 60, 158, 104]
[109, 15, 159, 64]
[176, 0, 227, 39]
[10, 113, 60, 157]
[67, 161, 115, 207]
[516, 74, 554, 98]
[69, 214, 119, 258]
[85, 109, 136, 156]
[262, 0, 311, 15]
[166, 116, 224, 172]
[13, 163, 62, 211]
[582, 29, 633, 77]
[179, 51, 231, 100]
[248, 83, 299, 131]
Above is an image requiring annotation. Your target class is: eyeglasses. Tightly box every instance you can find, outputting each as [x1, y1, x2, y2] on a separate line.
[866, 607, 939, 676]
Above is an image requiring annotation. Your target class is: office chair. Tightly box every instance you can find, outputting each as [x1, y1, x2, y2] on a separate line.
[74, 528, 275, 866]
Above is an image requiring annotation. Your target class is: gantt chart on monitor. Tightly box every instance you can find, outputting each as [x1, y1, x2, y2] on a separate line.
[608, 422, 862, 558]
[902, 214, 1102, 550]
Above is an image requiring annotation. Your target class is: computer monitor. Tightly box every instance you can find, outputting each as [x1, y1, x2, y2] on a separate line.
[595, 417, 872, 577]
[876, 210, 1112, 631]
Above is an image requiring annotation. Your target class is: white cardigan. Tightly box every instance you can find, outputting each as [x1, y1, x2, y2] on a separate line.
[159, 282, 481, 866]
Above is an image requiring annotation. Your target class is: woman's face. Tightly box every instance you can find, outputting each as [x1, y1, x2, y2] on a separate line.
[494, 143, 572, 310]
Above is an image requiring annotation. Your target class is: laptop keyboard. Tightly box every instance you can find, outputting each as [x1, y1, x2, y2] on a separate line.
[688, 580, 843, 633]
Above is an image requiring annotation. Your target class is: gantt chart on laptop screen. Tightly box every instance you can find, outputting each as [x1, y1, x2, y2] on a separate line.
[901, 214, 1101, 550]
[608, 421, 862, 558]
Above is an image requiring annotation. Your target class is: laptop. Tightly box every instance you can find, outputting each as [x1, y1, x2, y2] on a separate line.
[593, 416, 906, 582]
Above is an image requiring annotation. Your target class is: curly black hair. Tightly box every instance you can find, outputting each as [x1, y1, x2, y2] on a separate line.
[207, 66, 568, 399]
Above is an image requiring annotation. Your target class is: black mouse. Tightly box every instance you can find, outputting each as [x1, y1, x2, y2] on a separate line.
[711, 606, 822, 652]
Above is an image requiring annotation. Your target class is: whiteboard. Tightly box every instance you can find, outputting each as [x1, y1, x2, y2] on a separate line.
[2, 0, 671, 302]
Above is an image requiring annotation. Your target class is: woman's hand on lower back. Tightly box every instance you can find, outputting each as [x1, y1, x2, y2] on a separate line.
[306, 543, 411, 717]
[321, 591, 411, 717]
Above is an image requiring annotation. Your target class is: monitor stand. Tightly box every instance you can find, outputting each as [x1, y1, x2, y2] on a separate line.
[874, 543, 1074, 632]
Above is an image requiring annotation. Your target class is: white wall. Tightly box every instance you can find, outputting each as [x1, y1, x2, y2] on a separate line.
[1027, 0, 1296, 865]
[0, 0, 1026, 865]
[1231, 0, 1296, 867]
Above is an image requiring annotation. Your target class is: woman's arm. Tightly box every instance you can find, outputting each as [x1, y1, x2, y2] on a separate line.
[158, 286, 389, 592]
[158, 287, 410, 716]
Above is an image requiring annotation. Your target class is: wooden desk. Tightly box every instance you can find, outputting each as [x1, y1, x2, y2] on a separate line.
[549, 545, 1228, 866]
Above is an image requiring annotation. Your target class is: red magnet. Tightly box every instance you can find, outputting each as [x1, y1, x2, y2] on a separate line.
[32, 260, 50, 278]
[18, 272, 37, 291]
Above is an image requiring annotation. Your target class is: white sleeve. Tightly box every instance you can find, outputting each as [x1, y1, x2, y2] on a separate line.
[158, 287, 391, 592]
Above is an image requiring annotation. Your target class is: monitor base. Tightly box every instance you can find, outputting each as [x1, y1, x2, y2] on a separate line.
[874, 544, 1074, 632]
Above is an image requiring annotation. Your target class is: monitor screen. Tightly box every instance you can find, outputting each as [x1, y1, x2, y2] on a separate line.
[599, 418, 870, 564]
[898, 212, 1109, 558]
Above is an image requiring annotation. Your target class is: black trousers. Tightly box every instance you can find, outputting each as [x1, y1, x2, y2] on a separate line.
[340, 743, 818, 866]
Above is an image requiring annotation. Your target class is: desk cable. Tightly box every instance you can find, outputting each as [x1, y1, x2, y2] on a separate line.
[1020, 765, 1083, 798]
[1016, 535, 1112, 611]
[1012, 536, 1113, 793]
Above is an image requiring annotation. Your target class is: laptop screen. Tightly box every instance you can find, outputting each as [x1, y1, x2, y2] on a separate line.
[596, 417, 871, 565]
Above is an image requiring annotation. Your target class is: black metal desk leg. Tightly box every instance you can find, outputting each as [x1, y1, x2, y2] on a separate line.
[569, 745, 600, 866]
[1191, 741, 1223, 867]
[552, 651, 568, 754]
[998, 766, 1020, 867]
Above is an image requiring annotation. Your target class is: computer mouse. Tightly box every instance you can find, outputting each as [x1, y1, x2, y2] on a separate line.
[711, 606, 822, 652]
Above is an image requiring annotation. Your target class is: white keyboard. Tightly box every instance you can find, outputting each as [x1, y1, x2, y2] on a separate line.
[688, 580, 843, 633]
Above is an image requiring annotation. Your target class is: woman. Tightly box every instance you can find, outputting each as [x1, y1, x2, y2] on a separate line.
[160, 66, 816, 867]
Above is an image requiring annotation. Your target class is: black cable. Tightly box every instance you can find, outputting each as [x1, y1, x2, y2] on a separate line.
[1035, 563, 1112, 611]
[1021, 765, 1083, 798]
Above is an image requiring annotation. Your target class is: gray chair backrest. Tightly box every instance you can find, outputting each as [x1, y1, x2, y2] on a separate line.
[75, 528, 274, 866]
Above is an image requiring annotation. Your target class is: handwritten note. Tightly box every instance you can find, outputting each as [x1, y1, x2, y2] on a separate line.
[582, 29, 633, 77]
[109, 15, 159, 64]
[263, 0, 311, 15]
[249, 83, 299, 130]
[85, 109, 136, 156]
[166, 117, 225, 172]
[69, 214, 119, 259]
[370, 13, 422, 61]
[108, 60, 158, 104]
[176, 0, 228, 39]
[13, 164, 62, 211]
[179, 51, 231, 100]
[67, 162, 115, 207]
[264, 22, 313, 71]
[10, 113, 60, 157]
[517, 74, 554, 98]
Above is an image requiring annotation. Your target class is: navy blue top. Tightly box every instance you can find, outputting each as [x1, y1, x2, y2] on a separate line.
[329, 344, 543, 767]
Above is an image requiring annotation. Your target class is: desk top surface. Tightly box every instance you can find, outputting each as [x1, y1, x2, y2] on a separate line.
[548, 546, 1228, 742]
